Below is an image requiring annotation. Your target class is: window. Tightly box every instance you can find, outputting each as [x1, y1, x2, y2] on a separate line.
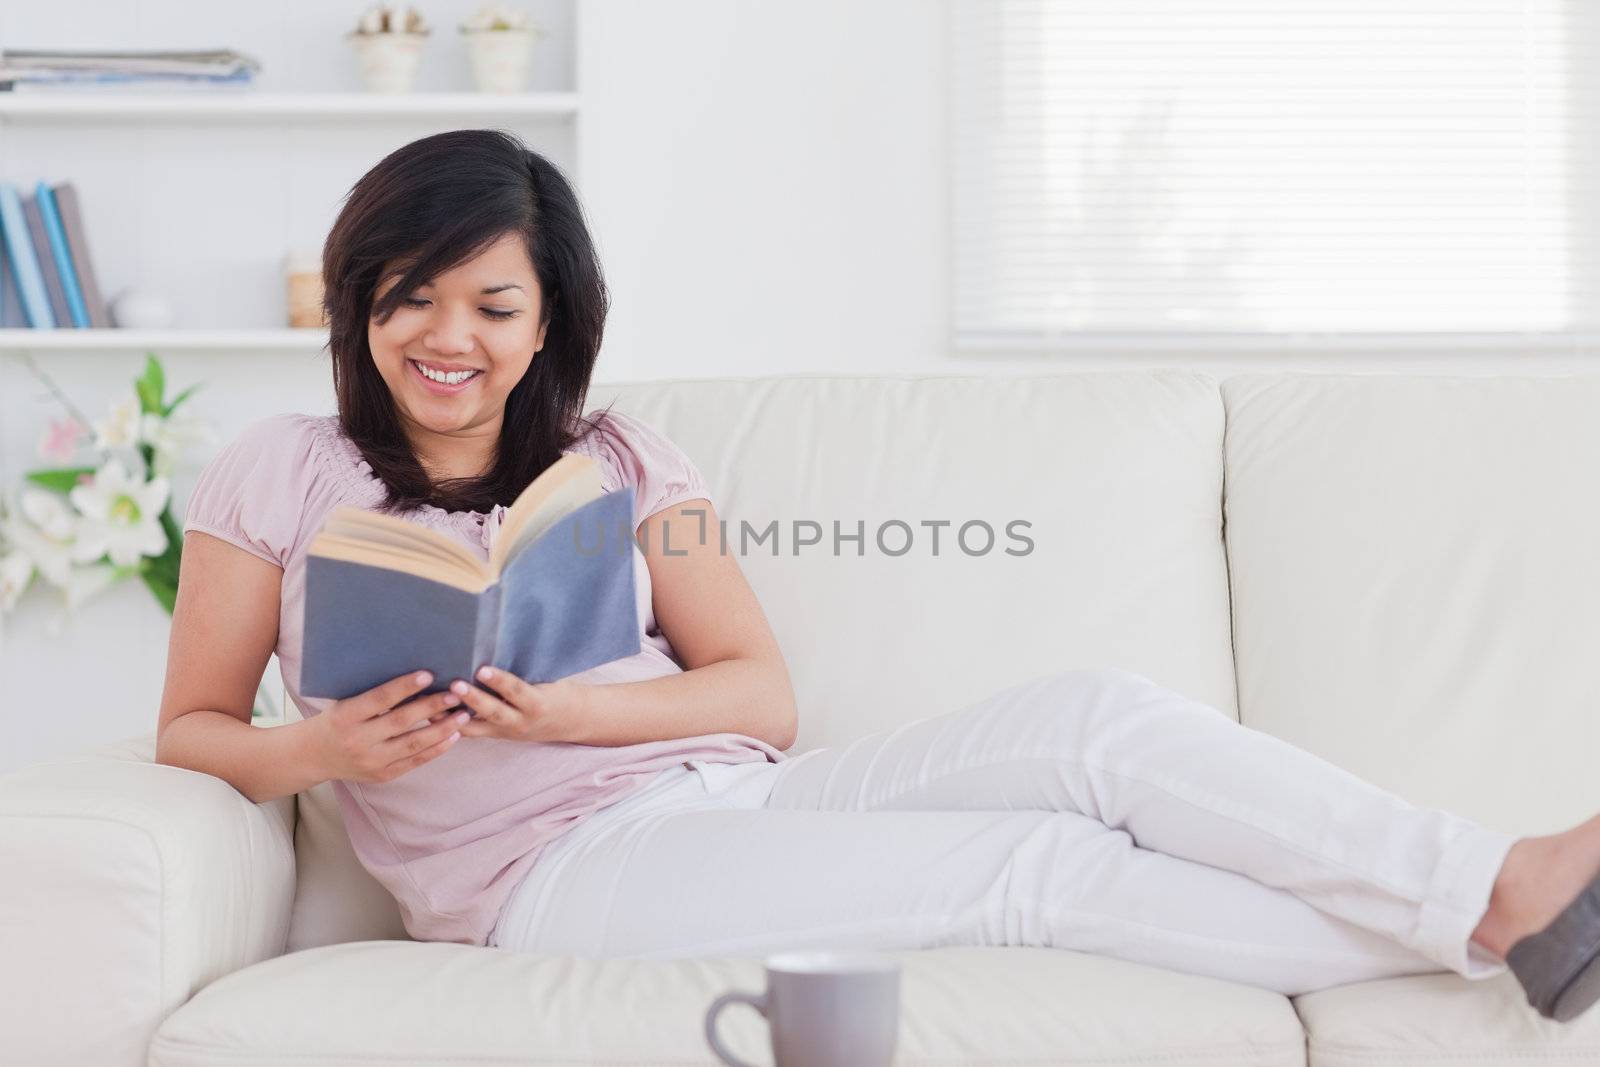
[950, 0, 1574, 346]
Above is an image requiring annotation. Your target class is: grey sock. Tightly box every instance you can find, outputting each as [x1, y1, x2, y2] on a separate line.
[1507, 872, 1600, 1022]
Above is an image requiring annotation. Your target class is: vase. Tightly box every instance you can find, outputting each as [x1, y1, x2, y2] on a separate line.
[348, 32, 427, 94]
[463, 29, 537, 93]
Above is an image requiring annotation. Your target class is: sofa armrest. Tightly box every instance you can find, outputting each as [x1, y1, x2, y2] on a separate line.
[0, 732, 297, 1067]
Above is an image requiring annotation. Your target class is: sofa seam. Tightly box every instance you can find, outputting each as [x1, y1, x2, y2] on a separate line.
[146, 1031, 1307, 1065]
[1219, 383, 1243, 724]
[1309, 1047, 1600, 1061]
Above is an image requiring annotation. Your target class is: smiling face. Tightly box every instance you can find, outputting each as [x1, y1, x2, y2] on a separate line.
[368, 232, 550, 468]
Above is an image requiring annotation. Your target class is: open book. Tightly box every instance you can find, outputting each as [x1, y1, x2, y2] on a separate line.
[299, 453, 641, 700]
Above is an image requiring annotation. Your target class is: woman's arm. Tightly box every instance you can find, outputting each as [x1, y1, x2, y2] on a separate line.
[155, 531, 332, 804]
[566, 498, 799, 750]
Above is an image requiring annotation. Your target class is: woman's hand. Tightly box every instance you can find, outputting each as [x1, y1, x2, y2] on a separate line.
[313, 670, 473, 784]
[449, 666, 589, 744]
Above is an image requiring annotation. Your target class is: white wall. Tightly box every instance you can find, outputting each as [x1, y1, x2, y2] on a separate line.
[5, 0, 1600, 771]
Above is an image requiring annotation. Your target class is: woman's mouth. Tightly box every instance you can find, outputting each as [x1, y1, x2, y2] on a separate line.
[408, 358, 484, 395]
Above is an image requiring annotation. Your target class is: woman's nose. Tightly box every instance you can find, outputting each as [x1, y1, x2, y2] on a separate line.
[422, 306, 476, 356]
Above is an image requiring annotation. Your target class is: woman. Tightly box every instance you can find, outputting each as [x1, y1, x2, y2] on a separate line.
[156, 128, 1600, 1023]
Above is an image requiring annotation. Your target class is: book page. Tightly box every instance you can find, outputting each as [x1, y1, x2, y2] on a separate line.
[308, 534, 494, 594]
[320, 508, 485, 573]
[491, 453, 606, 574]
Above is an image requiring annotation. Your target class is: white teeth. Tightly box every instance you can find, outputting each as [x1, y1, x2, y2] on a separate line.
[415, 361, 479, 386]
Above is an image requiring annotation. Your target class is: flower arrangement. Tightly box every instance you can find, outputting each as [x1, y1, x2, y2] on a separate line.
[354, 3, 431, 35]
[459, 5, 541, 92]
[348, 4, 432, 93]
[2, 355, 283, 720]
[460, 4, 537, 33]
[0, 354, 209, 618]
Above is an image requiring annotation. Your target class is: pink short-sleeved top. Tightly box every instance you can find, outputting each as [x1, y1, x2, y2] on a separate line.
[181, 409, 787, 946]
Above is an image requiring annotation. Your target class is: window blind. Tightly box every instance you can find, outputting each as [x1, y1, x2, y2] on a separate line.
[950, 0, 1569, 344]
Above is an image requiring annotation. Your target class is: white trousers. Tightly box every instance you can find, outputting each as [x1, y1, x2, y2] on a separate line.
[488, 667, 1519, 996]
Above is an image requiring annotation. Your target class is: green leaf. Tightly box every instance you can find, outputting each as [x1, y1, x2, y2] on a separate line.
[140, 569, 177, 614]
[24, 467, 95, 493]
[137, 509, 185, 616]
[162, 382, 203, 417]
[135, 354, 165, 416]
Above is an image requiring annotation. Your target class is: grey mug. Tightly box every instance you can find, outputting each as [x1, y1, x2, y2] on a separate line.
[704, 950, 902, 1067]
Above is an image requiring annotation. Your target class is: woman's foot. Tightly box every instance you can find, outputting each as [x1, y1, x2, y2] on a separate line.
[1473, 814, 1600, 1021]
[1472, 814, 1600, 960]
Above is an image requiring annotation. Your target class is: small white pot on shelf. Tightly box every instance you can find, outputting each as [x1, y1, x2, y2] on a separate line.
[108, 288, 175, 329]
[348, 32, 428, 94]
[463, 28, 537, 93]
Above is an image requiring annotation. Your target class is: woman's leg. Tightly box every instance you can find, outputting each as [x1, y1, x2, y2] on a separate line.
[763, 667, 1518, 979]
[492, 779, 1443, 996]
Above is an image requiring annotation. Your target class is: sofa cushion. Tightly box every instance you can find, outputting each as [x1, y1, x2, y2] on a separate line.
[149, 942, 1306, 1066]
[1221, 373, 1600, 834]
[1294, 971, 1600, 1065]
[286, 774, 411, 951]
[589, 371, 1240, 753]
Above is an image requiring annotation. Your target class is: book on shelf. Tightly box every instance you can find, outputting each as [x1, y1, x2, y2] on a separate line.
[19, 193, 69, 325]
[0, 48, 260, 91]
[299, 452, 644, 701]
[36, 183, 90, 327]
[0, 179, 110, 329]
[52, 184, 111, 327]
[0, 183, 54, 328]
[0, 233, 12, 328]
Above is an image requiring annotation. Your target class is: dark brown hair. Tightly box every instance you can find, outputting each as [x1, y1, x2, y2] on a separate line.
[322, 128, 612, 514]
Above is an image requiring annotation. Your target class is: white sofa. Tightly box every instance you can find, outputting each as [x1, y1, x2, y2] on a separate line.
[3, 369, 1599, 1065]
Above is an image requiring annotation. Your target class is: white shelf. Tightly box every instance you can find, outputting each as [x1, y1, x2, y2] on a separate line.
[0, 91, 579, 123]
[0, 328, 329, 351]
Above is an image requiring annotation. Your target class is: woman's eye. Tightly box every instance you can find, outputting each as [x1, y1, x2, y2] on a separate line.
[399, 296, 514, 321]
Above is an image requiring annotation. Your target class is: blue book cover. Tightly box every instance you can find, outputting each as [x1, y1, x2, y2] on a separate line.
[0, 226, 25, 327]
[300, 463, 642, 701]
[0, 182, 56, 327]
[36, 182, 88, 327]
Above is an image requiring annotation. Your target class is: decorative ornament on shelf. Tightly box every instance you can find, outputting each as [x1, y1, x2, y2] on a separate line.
[348, 4, 432, 93]
[108, 288, 176, 329]
[285, 250, 327, 328]
[460, 5, 542, 93]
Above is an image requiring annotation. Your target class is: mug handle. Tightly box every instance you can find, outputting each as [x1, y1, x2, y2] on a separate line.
[704, 988, 770, 1067]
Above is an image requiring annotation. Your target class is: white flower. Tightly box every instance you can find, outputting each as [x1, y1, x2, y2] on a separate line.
[93, 393, 144, 451]
[1, 489, 80, 587]
[0, 551, 33, 612]
[68, 458, 170, 569]
[31, 561, 122, 635]
[62, 561, 120, 611]
[140, 412, 214, 476]
[462, 4, 528, 31]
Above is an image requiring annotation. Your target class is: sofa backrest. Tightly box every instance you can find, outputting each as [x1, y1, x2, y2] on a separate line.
[286, 370, 1242, 948]
[1221, 373, 1600, 835]
[591, 373, 1240, 741]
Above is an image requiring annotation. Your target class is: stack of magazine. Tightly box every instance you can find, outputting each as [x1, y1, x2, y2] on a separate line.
[0, 49, 259, 91]
[0, 181, 110, 328]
